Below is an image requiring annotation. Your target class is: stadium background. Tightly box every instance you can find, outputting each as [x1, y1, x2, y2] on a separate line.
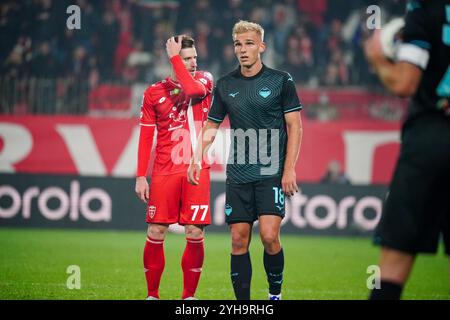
[0, 0, 448, 300]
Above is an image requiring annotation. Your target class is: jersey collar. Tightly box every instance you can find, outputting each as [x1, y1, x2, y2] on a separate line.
[237, 64, 266, 80]
[166, 77, 182, 88]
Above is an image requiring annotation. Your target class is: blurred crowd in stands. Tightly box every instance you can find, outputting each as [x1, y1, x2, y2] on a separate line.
[1, 0, 406, 84]
[0, 0, 407, 116]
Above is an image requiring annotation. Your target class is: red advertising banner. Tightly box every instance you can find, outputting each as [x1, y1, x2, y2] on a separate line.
[0, 115, 400, 184]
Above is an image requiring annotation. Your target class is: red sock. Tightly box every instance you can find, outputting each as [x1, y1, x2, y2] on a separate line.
[181, 237, 205, 299]
[143, 236, 165, 299]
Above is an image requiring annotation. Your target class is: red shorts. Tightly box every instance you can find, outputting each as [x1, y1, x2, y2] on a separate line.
[146, 169, 211, 225]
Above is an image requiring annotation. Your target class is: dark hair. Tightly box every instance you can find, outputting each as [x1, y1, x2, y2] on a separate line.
[175, 35, 195, 49]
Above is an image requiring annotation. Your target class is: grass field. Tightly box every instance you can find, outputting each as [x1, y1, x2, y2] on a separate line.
[0, 228, 448, 300]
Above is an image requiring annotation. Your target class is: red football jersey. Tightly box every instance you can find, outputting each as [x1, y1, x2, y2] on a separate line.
[138, 59, 213, 177]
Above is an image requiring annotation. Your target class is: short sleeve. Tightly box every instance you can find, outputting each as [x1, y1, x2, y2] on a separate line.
[207, 85, 227, 123]
[140, 89, 156, 126]
[396, 1, 430, 70]
[198, 71, 214, 96]
[281, 72, 302, 113]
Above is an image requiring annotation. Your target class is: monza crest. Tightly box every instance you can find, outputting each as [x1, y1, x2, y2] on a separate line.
[148, 205, 157, 219]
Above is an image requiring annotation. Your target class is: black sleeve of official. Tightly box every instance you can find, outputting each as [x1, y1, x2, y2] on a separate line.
[402, 1, 430, 48]
[396, 1, 431, 70]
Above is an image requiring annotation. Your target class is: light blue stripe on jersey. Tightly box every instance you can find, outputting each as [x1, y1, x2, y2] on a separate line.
[283, 105, 303, 113]
[406, 1, 421, 12]
[208, 115, 223, 123]
[409, 40, 431, 50]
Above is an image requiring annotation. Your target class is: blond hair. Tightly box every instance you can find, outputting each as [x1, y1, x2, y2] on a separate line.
[232, 20, 264, 41]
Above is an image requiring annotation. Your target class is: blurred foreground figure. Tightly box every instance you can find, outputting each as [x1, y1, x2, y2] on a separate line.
[364, 0, 450, 300]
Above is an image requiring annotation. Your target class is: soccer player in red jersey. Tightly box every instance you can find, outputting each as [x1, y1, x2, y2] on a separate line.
[135, 35, 213, 300]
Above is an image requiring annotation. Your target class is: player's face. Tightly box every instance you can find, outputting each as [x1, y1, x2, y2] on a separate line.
[233, 31, 265, 68]
[180, 47, 198, 76]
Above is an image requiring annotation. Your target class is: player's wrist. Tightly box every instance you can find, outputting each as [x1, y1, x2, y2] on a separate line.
[370, 53, 391, 70]
[283, 165, 296, 172]
[190, 158, 202, 167]
[282, 167, 296, 176]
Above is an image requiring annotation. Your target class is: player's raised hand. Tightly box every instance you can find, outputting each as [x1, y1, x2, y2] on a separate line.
[166, 35, 184, 59]
[187, 163, 201, 185]
[281, 168, 299, 197]
[364, 29, 385, 65]
[135, 176, 149, 203]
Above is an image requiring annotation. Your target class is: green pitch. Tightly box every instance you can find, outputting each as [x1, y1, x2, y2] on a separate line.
[0, 228, 448, 300]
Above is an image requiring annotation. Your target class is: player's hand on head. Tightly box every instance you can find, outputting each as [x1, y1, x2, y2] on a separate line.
[135, 176, 149, 203]
[187, 163, 201, 186]
[282, 169, 298, 197]
[166, 35, 183, 59]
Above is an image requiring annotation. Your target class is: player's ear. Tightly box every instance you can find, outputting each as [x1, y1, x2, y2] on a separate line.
[259, 41, 266, 54]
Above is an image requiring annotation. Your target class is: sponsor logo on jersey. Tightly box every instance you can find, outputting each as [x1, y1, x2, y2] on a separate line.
[169, 109, 187, 124]
[199, 78, 207, 85]
[159, 97, 166, 103]
[259, 87, 271, 98]
[228, 92, 239, 98]
[170, 88, 180, 95]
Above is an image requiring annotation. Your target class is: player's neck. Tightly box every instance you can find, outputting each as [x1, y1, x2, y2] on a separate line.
[240, 60, 263, 77]
[170, 72, 179, 83]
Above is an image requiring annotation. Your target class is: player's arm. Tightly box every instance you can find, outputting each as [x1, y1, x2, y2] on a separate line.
[280, 73, 303, 196]
[166, 36, 208, 97]
[187, 81, 227, 185]
[135, 92, 156, 203]
[135, 126, 155, 203]
[365, 2, 431, 98]
[187, 120, 220, 185]
[364, 30, 423, 97]
[282, 111, 302, 197]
